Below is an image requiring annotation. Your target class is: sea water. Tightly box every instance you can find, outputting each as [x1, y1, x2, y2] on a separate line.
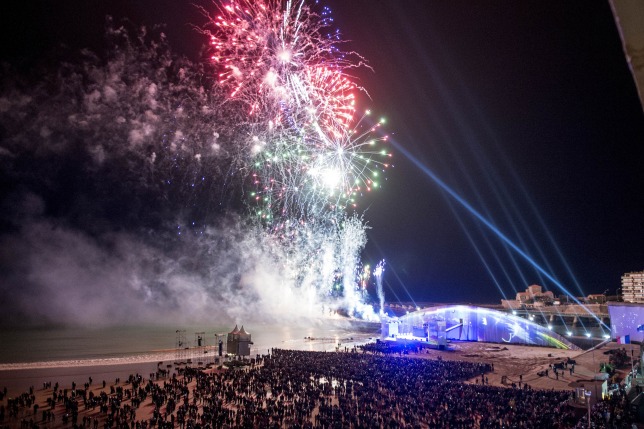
[0, 321, 381, 366]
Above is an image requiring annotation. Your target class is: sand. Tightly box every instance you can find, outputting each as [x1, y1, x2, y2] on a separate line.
[0, 361, 162, 395]
[0, 340, 639, 428]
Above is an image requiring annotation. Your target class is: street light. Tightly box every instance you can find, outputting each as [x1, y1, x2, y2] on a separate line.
[585, 390, 591, 427]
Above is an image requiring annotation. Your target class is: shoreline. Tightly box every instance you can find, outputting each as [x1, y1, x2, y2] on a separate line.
[3, 335, 637, 397]
[0, 353, 179, 371]
[0, 321, 381, 368]
[0, 335, 376, 394]
[0, 333, 377, 371]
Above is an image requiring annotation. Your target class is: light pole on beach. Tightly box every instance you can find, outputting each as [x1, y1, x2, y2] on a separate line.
[585, 390, 591, 427]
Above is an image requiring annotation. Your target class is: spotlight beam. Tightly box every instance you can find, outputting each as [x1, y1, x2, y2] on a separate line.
[391, 139, 608, 329]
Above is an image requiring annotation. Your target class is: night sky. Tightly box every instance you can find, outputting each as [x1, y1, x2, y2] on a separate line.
[330, 1, 644, 304]
[1, 1, 643, 323]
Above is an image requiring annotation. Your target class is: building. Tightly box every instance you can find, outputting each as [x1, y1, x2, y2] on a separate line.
[621, 271, 644, 303]
[516, 284, 555, 303]
[501, 284, 554, 309]
[586, 294, 607, 304]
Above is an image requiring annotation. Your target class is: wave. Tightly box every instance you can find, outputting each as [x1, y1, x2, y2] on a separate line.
[0, 332, 377, 371]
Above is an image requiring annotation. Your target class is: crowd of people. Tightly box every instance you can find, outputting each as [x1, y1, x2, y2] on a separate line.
[0, 345, 639, 429]
[574, 388, 636, 429]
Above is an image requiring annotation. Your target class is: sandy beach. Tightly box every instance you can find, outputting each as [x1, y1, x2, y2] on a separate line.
[2, 338, 635, 394]
[0, 339, 639, 428]
[0, 332, 379, 395]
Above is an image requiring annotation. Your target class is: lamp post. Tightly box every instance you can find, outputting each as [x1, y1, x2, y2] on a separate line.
[585, 390, 591, 427]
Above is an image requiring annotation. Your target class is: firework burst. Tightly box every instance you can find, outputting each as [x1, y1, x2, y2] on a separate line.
[199, 0, 392, 318]
[206, 0, 350, 120]
[204, 0, 390, 223]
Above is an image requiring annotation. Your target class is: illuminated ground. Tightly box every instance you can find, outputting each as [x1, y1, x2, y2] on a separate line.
[410, 339, 639, 400]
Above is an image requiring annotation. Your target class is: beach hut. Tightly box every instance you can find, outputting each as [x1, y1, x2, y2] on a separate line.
[226, 324, 252, 356]
[237, 325, 252, 356]
[226, 324, 239, 354]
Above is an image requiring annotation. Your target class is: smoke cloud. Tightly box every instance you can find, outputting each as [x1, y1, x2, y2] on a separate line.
[0, 23, 374, 327]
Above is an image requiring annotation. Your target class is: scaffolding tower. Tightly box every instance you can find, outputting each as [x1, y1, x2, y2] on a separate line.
[194, 331, 207, 366]
[215, 333, 226, 363]
[175, 329, 188, 364]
